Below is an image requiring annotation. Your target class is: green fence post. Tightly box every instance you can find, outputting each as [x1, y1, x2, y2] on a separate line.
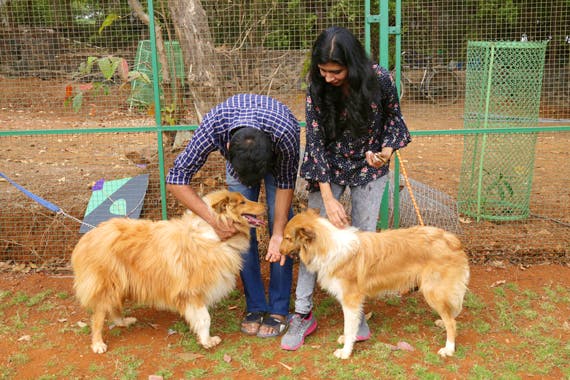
[147, 0, 168, 220]
[367, 0, 402, 230]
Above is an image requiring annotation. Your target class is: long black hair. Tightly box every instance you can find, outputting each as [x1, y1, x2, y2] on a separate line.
[308, 26, 381, 143]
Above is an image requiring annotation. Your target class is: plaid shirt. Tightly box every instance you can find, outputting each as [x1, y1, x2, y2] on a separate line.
[167, 94, 300, 189]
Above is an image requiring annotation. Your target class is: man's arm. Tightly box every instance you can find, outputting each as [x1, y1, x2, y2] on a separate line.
[266, 187, 294, 263]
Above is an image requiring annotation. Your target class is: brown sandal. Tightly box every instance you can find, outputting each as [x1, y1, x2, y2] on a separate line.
[257, 314, 288, 338]
[240, 312, 264, 335]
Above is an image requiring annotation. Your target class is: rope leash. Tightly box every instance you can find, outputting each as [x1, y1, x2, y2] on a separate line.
[395, 151, 425, 226]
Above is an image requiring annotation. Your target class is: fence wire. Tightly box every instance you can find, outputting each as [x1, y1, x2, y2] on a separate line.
[0, 0, 569, 268]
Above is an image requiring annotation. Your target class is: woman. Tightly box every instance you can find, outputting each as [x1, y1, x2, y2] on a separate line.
[281, 26, 411, 351]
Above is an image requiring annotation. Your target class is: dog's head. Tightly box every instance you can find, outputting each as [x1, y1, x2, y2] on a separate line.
[280, 208, 322, 260]
[204, 190, 266, 232]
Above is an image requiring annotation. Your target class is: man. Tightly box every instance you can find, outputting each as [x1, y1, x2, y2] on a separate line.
[166, 94, 300, 338]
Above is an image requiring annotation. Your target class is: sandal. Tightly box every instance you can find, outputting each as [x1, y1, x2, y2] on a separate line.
[240, 312, 264, 335]
[257, 314, 288, 338]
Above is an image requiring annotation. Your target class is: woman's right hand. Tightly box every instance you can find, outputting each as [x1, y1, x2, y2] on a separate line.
[324, 197, 349, 228]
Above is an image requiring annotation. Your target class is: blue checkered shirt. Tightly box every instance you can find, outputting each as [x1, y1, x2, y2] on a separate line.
[166, 94, 300, 189]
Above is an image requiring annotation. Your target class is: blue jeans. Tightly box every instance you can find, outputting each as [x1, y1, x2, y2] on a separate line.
[226, 171, 293, 317]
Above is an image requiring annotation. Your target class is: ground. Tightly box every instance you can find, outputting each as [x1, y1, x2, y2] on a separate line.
[1, 264, 569, 379]
[1, 78, 569, 378]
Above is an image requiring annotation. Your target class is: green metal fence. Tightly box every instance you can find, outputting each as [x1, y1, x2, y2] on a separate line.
[458, 41, 548, 221]
[1, 0, 569, 268]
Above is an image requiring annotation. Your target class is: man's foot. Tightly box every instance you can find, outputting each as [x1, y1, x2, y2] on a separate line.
[257, 314, 288, 338]
[240, 311, 264, 336]
[280, 312, 317, 351]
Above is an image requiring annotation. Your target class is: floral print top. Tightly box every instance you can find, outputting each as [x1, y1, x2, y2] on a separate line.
[300, 65, 411, 191]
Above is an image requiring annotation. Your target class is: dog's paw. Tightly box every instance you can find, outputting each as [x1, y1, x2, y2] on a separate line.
[437, 341, 455, 357]
[201, 335, 222, 349]
[91, 341, 108, 354]
[333, 348, 351, 359]
[435, 319, 445, 328]
[437, 347, 454, 357]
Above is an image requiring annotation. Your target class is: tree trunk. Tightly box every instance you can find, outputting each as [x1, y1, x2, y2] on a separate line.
[168, 0, 223, 122]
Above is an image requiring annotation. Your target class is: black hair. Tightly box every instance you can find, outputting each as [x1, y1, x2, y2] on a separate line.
[308, 26, 381, 143]
[228, 127, 274, 187]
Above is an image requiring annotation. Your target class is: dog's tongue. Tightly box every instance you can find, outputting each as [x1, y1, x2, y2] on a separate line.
[243, 214, 265, 227]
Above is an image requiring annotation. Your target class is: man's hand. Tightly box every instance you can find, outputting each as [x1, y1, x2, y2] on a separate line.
[211, 216, 237, 241]
[265, 234, 283, 263]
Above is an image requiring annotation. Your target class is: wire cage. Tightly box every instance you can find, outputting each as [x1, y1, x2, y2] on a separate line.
[458, 41, 548, 221]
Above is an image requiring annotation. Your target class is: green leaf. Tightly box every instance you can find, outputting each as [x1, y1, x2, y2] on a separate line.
[78, 56, 98, 75]
[72, 92, 84, 113]
[97, 57, 120, 80]
[99, 13, 120, 35]
[503, 180, 514, 197]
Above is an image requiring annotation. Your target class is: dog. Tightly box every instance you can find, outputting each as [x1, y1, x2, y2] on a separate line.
[71, 189, 265, 354]
[279, 209, 470, 359]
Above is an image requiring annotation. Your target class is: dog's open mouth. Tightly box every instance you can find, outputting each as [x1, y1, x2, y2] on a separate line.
[242, 214, 265, 227]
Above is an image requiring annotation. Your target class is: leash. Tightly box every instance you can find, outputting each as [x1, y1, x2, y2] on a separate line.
[395, 151, 425, 226]
[0, 171, 95, 229]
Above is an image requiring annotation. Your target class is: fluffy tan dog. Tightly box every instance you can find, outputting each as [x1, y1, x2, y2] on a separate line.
[279, 209, 470, 359]
[71, 190, 265, 354]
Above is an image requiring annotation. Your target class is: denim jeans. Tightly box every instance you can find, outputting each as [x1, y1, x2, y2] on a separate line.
[293, 175, 389, 314]
[226, 171, 293, 317]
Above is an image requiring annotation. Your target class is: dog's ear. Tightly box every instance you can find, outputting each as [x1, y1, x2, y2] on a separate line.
[296, 226, 316, 243]
[210, 193, 230, 214]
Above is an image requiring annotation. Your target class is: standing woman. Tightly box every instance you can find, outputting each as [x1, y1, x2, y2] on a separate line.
[281, 26, 411, 350]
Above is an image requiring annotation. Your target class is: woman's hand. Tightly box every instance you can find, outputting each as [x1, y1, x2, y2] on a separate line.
[324, 197, 349, 228]
[366, 148, 393, 168]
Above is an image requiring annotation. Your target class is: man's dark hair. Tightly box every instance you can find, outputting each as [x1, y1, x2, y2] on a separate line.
[229, 127, 274, 187]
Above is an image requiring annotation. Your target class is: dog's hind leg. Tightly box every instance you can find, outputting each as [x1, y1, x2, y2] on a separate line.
[434, 312, 456, 357]
[109, 306, 137, 328]
[423, 290, 457, 357]
[184, 305, 221, 349]
[335, 304, 361, 359]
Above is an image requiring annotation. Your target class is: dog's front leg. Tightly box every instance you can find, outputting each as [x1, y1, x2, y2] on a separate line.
[335, 305, 360, 359]
[184, 305, 221, 349]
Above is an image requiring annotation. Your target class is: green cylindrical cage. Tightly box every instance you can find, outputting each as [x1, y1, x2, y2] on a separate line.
[458, 41, 548, 221]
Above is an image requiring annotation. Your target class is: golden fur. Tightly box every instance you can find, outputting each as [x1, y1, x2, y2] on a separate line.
[71, 190, 265, 354]
[279, 209, 470, 359]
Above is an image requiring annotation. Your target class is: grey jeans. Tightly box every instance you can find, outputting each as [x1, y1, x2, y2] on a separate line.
[293, 175, 389, 314]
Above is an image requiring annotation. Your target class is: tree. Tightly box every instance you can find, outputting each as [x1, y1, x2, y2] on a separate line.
[167, 0, 224, 122]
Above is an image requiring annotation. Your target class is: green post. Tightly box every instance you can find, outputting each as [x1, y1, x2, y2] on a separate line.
[367, 0, 402, 230]
[147, 0, 168, 220]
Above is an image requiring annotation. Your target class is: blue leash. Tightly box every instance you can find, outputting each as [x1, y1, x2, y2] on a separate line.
[0, 171, 93, 228]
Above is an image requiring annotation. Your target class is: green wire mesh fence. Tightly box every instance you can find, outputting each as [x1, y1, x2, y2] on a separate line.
[458, 41, 548, 221]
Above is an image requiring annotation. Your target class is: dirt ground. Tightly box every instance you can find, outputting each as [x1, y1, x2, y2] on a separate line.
[1, 264, 570, 379]
[1, 78, 569, 378]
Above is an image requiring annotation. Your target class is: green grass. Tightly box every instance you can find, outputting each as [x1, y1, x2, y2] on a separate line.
[0, 271, 569, 379]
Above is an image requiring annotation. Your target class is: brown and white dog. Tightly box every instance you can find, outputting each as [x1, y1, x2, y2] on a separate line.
[279, 209, 470, 359]
[71, 190, 265, 354]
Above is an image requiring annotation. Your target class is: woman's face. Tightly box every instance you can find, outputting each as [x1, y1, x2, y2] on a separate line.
[317, 62, 348, 87]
